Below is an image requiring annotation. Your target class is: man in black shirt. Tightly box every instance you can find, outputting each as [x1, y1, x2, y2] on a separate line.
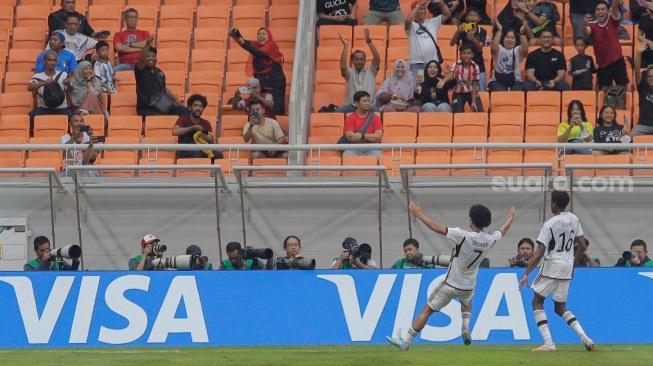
[317, 0, 358, 26]
[632, 41, 653, 136]
[524, 30, 570, 91]
[48, 0, 108, 39]
[637, 3, 653, 67]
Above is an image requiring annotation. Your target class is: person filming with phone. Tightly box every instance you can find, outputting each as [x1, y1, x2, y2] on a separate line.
[231, 78, 275, 119]
[172, 93, 223, 162]
[60, 113, 100, 177]
[242, 99, 287, 163]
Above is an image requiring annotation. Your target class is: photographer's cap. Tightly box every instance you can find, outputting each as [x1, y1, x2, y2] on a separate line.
[141, 234, 160, 247]
[186, 244, 202, 256]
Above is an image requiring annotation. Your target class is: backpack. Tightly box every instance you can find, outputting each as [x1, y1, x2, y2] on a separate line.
[603, 85, 626, 110]
[36, 72, 66, 108]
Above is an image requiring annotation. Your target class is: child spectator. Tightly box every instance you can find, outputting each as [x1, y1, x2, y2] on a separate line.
[92, 41, 117, 94]
[428, 0, 464, 26]
[449, 43, 484, 112]
[450, 7, 488, 91]
[568, 37, 596, 91]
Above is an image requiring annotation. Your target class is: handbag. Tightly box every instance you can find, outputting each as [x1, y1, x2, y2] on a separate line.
[389, 99, 410, 111]
[494, 48, 516, 87]
[148, 69, 175, 114]
[337, 111, 376, 144]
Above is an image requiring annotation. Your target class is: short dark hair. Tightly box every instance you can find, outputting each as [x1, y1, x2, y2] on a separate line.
[459, 43, 474, 53]
[249, 99, 264, 108]
[595, 1, 610, 9]
[573, 37, 587, 45]
[65, 12, 81, 22]
[539, 29, 554, 37]
[283, 235, 301, 248]
[187, 93, 208, 108]
[33, 236, 50, 250]
[465, 6, 481, 16]
[551, 190, 570, 210]
[403, 238, 419, 248]
[518, 238, 534, 250]
[469, 204, 492, 228]
[226, 242, 242, 253]
[149, 46, 158, 55]
[631, 239, 647, 251]
[353, 90, 370, 103]
[567, 100, 587, 122]
[350, 50, 366, 61]
[69, 112, 84, 123]
[124, 8, 138, 18]
[95, 40, 109, 51]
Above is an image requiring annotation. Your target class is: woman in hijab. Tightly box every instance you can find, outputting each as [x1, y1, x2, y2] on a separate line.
[414, 60, 454, 112]
[68, 61, 108, 118]
[376, 59, 420, 113]
[230, 27, 286, 116]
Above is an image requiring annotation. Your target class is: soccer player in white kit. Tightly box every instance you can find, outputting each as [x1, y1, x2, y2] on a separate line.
[387, 202, 515, 350]
[519, 190, 595, 352]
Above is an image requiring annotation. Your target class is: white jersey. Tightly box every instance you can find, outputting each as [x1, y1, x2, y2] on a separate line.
[444, 227, 503, 291]
[407, 16, 442, 64]
[536, 212, 584, 280]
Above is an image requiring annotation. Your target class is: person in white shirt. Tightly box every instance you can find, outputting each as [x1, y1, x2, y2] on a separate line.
[519, 190, 595, 352]
[405, 0, 450, 78]
[48, 13, 98, 61]
[387, 201, 515, 350]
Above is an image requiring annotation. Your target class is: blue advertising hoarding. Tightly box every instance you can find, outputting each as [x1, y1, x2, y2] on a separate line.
[0, 268, 651, 348]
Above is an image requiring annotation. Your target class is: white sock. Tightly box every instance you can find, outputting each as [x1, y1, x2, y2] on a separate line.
[405, 327, 418, 344]
[562, 311, 587, 341]
[534, 309, 554, 345]
[461, 312, 471, 331]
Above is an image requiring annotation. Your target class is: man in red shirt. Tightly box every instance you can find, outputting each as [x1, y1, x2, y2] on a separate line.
[342, 91, 384, 161]
[582, 0, 628, 89]
[113, 8, 151, 72]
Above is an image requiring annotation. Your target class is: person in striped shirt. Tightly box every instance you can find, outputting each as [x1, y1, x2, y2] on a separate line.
[448, 43, 484, 113]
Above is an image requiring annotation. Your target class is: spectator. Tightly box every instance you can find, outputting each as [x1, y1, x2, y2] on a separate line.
[508, 238, 535, 267]
[186, 245, 213, 270]
[592, 104, 631, 155]
[450, 44, 484, 112]
[363, 0, 405, 25]
[275, 236, 317, 270]
[68, 61, 108, 118]
[232, 77, 276, 119]
[406, 0, 450, 77]
[558, 100, 594, 154]
[488, 21, 530, 91]
[583, 0, 629, 89]
[414, 59, 455, 112]
[568, 37, 596, 90]
[465, 0, 492, 25]
[113, 8, 151, 72]
[93, 41, 117, 94]
[377, 59, 420, 112]
[49, 0, 106, 39]
[24, 236, 79, 271]
[637, 2, 653, 67]
[450, 7, 488, 91]
[135, 35, 189, 117]
[172, 94, 223, 161]
[230, 27, 286, 116]
[242, 99, 288, 162]
[60, 113, 99, 178]
[48, 13, 98, 62]
[631, 0, 646, 23]
[219, 242, 273, 270]
[28, 50, 73, 127]
[576, 239, 600, 267]
[524, 29, 570, 91]
[129, 234, 165, 271]
[317, 0, 358, 27]
[336, 29, 381, 113]
[34, 32, 77, 75]
[518, 0, 562, 46]
[390, 238, 436, 269]
[427, 0, 463, 26]
[614, 239, 653, 267]
[632, 41, 653, 135]
[330, 237, 378, 269]
[342, 91, 384, 161]
[568, 0, 600, 42]
[497, 0, 530, 36]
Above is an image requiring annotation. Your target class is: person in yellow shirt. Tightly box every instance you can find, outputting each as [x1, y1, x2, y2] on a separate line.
[557, 100, 594, 155]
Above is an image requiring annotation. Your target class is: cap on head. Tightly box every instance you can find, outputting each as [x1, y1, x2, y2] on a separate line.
[246, 78, 260, 86]
[186, 245, 202, 256]
[141, 234, 159, 247]
[411, 0, 421, 10]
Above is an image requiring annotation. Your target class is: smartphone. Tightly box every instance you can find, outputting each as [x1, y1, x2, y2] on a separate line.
[417, 68, 425, 78]
[462, 23, 476, 32]
[252, 110, 260, 121]
[96, 30, 111, 39]
[79, 125, 90, 132]
[95, 136, 106, 143]
[239, 86, 252, 94]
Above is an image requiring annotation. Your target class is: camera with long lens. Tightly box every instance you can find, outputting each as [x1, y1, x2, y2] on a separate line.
[152, 254, 199, 270]
[150, 243, 167, 254]
[413, 253, 451, 267]
[342, 238, 372, 264]
[514, 254, 527, 267]
[49, 244, 82, 260]
[276, 256, 316, 270]
[241, 246, 273, 260]
[615, 251, 634, 267]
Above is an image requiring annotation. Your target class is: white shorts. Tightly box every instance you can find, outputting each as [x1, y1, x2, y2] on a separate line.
[427, 282, 474, 312]
[531, 273, 570, 303]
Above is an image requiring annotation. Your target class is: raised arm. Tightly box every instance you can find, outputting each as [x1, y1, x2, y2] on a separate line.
[339, 33, 349, 78]
[136, 35, 155, 70]
[409, 202, 447, 235]
[499, 207, 516, 236]
[519, 242, 546, 289]
[635, 41, 647, 85]
[365, 28, 381, 71]
[611, 0, 622, 19]
[405, 0, 429, 30]
[491, 22, 503, 56]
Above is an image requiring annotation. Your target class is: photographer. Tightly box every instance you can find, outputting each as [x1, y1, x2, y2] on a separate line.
[129, 234, 166, 271]
[614, 239, 653, 267]
[576, 239, 600, 268]
[24, 236, 79, 271]
[275, 235, 316, 270]
[330, 237, 377, 269]
[391, 238, 436, 269]
[186, 245, 212, 270]
[219, 242, 273, 270]
[508, 238, 534, 268]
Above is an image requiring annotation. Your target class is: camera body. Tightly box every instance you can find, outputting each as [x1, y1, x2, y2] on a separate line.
[147, 243, 167, 255]
[342, 238, 372, 264]
[514, 254, 527, 267]
[276, 256, 316, 270]
[462, 23, 476, 32]
[241, 246, 273, 260]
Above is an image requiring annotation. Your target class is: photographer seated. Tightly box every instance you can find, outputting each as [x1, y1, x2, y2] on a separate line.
[24, 236, 79, 271]
[614, 239, 653, 267]
[172, 93, 223, 161]
[330, 237, 377, 269]
[231, 78, 275, 119]
[391, 238, 452, 269]
[276, 235, 316, 270]
[219, 242, 274, 270]
[508, 238, 534, 268]
[186, 244, 212, 270]
[129, 234, 166, 270]
[576, 239, 600, 267]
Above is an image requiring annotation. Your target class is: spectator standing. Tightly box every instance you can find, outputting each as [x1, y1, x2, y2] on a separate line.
[363, 0, 405, 25]
[172, 94, 223, 161]
[48, 13, 98, 62]
[465, 0, 492, 25]
[427, 0, 464, 26]
[488, 21, 530, 91]
[497, 0, 530, 36]
[583, 0, 629, 89]
[376, 59, 420, 112]
[558, 100, 594, 154]
[242, 100, 288, 162]
[93, 41, 117, 94]
[524, 30, 570, 91]
[637, 2, 653, 68]
[230, 27, 287, 116]
[317, 0, 358, 27]
[568, 37, 596, 90]
[49, 0, 106, 39]
[592, 105, 631, 155]
[342, 91, 384, 160]
[35, 32, 77, 74]
[113, 8, 151, 72]
[632, 41, 653, 135]
[28, 50, 73, 126]
[336, 29, 381, 113]
[518, 0, 562, 45]
[450, 7, 488, 91]
[232, 78, 276, 119]
[60, 113, 99, 178]
[414, 59, 455, 112]
[569, 0, 599, 42]
[406, 0, 450, 77]
[450, 44, 484, 112]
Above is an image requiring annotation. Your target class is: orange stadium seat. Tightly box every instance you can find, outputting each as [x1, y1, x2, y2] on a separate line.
[560, 154, 595, 177]
[103, 136, 140, 163]
[129, 0, 160, 8]
[414, 155, 450, 177]
[562, 91, 597, 120]
[220, 115, 246, 137]
[634, 156, 653, 176]
[316, 47, 342, 70]
[4, 71, 34, 93]
[83, 114, 105, 137]
[453, 113, 488, 137]
[313, 92, 345, 113]
[527, 91, 561, 113]
[418, 112, 453, 141]
[99, 158, 136, 177]
[342, 155, 378, 176]
[595, 154, 631, 177]
[227, 47, 250, 72]
[138, 158, 175, 177]
[145, 116, 177, 137]
[129, 5, 157, 29]
[380, 155, 413, 177]
[176, 158, 211, 177]
[437, 25, 458, 45]
[156, 49, 189, 74]
[306, 156, 341, 177]
[314, 70, 347, 94]
[33, 115, 68, 138]
[310, 113, 344, 137]
[159, 5, 194, 29]
[12, 27, 46, 49]
[451, 135, 488, 157]
[269, 5, 299, 28]
[108, 116, 143, 139]
[525, 112, 560, 137]
[0, 92, 33, 115]
[352, 25, 387, 49]
[189, 71, 223, 95]
[524, 152, 559, 176]
[237, 0, 269, 7]
[272, 27, 296, 49]
[0, 119, 29, 142]
[386, 47, 409, 69]
[24, 158, 61, 176]
[487, 135, 523, 157]
[0, 137, 26, 163]
[490, 91, 525, 113]
[196, 6, 230, 28]
[214, 157, 249, 177]
[388, 25, 408, 48]
[232, 5, 266, 28]
[156, 28, 192, 52]
[224, 72, 249, 92]
[487, 155, 523, 176]
[8, 48, 41, 72]
[141, 137, 177, 161]
[0, 158, 23, 176]
[92, 0, 124, 6]
[110, 93, 137, 115]
[28, 137, 62, 160]
[489, 113, 524, 138]
[164, 71, 186, 101]
[252, 158, 287, 177]
[193, 28, 227, 50]
[307, 136, 340, 158]
[191, 49, 225, 72]
[87, 5, 122, 29]
[318, 25, 353, 47]
[451, 155, 486, 176]
[15, 5, 49, 28]
[0, 27, 9, 50]
[383, 112, 417, 139]
[0, 6, 14, 33]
